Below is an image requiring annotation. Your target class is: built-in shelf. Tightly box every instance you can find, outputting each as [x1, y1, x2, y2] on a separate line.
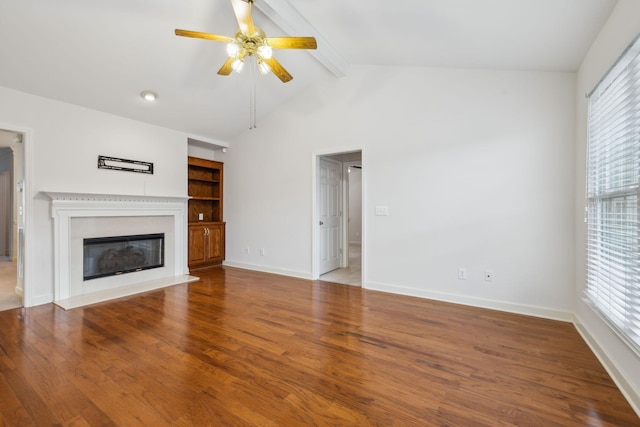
[187, 156, 225, 269]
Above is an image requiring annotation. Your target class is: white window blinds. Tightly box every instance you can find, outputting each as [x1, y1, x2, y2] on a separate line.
[586, 33, 640, 353]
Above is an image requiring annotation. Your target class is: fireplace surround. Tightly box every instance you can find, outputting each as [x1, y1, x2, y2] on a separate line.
[47, 192, 197, 309]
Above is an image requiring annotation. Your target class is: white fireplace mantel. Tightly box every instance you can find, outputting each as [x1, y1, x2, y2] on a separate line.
[46, 191, 189, 207]
[46, 192, 196, 309]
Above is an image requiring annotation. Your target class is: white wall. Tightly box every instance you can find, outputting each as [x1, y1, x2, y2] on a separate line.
[573, 0, 640, 413]
[187, 143, 217, 161]
[221, 65, 576, 320]
[0, 86, 189, 306]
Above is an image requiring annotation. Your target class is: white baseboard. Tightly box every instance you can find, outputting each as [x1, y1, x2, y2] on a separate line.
[222, 261, 313, 280]
[364, 281, 573, 322]
[28, 293, 59, 308]
[573, 315, 640, 417]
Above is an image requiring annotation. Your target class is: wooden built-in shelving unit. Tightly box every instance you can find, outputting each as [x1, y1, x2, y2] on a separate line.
[187, 156, 225, 269]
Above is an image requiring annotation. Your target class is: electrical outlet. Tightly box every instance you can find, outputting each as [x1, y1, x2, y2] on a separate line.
[458, 268, 467, 280]
[198, 212, 204, 221]
[484, 270, 493, 282]
[244, 247, 250, 255]
[260, 248, 265, 256]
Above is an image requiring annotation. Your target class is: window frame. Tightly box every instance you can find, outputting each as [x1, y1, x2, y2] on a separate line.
[585, 32, 640, 356]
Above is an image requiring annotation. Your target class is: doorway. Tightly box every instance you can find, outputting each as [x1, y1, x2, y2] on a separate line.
[316, 150, 362, 287]
[0, 130, 23, 311]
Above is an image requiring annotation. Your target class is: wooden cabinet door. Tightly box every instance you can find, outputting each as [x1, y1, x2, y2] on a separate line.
[207, 223, 225, 262]
[188, 225, 207, 265]
[188, 223, 225, 268]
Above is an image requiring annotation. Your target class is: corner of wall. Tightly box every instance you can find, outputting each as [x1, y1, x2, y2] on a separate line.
[573, 313, 640, 417]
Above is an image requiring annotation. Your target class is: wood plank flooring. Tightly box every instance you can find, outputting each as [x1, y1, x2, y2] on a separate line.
[0, 266, 638, 426]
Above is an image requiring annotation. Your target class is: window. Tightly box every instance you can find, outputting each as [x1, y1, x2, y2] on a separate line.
[586, 33, 640, 353]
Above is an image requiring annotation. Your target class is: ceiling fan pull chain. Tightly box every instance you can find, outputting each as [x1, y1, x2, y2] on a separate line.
[249, 58, 257, 129]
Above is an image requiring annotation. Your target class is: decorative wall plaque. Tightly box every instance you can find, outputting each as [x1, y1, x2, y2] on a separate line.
[98, 155, 153, 174]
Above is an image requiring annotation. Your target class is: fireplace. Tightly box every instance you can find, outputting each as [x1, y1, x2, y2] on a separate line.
[83, 233, 165, 280]
[47, 192, 198, 309]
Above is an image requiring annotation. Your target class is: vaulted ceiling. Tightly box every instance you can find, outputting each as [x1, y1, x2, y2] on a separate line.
[0, 0, 618, 141]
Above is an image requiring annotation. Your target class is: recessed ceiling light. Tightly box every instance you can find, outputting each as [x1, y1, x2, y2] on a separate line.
[140, 90, 158, 101]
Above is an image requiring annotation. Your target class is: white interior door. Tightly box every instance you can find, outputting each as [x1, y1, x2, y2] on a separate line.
[319, 158, 342, 274]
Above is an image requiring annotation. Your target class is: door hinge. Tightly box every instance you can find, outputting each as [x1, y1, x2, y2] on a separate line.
[339, 248, 343, 255]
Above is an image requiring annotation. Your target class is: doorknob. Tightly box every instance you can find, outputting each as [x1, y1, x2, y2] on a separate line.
[319, 221, 324, 225]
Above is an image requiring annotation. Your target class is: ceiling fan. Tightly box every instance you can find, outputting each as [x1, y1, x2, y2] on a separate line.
[175, 0, 317, 83]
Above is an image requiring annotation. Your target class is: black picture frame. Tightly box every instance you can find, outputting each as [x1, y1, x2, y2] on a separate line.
[98, 155, 154, 174]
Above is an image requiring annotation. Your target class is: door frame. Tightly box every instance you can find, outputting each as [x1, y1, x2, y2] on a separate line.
[0, 123, 33, 306]
[311, 148, 365, 282]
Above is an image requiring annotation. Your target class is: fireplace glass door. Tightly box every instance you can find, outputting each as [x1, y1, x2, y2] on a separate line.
[83, 233, 164, 280]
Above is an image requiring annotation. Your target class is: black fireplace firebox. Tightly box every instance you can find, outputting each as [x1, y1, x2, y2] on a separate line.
[83, 233, 164, 281]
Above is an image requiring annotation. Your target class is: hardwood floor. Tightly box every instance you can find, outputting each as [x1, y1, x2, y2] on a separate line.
[0, 266, 637, 426]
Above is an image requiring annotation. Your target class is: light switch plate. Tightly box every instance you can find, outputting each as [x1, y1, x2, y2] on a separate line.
[375, 206, 389, 216]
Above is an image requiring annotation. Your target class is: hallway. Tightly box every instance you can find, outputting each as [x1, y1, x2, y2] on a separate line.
[0, 260, 21, 311]
[319, 243, 361, 286]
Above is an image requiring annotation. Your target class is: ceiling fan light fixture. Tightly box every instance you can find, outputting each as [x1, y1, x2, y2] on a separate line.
[257, 44, 272, 60]
[226, 42, 241, 58]
[257, 60, 271, 75]
[231, 58, 245, 73]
